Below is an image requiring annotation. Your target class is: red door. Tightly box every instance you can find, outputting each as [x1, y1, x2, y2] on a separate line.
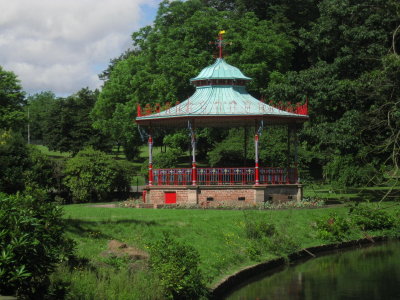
[165, 192, 177, 204]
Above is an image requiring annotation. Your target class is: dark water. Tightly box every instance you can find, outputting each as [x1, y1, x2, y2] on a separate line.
[226, 242, 400, 300]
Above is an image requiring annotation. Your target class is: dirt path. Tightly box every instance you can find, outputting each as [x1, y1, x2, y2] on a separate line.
[89, 203, 117, 208]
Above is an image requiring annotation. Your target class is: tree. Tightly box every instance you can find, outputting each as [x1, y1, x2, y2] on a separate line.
[0, 66, 26, 132]
[93, 0, 294, 160]
[265, 0, 400, 184]
[64, 147, 130, 203]
[0, 130, 63, 194]
[43, 88, 112, 154]
[0, 130, 30, 193]
[149, 233, 207, 299]
[25, 91, 57, 142]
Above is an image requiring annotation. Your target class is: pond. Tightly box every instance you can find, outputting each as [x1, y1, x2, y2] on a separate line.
[225, 241, 400, 300]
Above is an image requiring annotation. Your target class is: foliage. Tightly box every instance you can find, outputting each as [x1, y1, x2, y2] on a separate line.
[93, 99, 141, 161]
[24, 147, 60, 191]
[207, 128, 249, 167]
[243, 212, 300, 258]
[314, 213, 352, 242]
[59, 202, 399, 297]
[141, 147, 183, 177]
[155, 148, 183, 169]
[25, 91, 57, 142]
[323, 155, 377, 187]
[92, 0, 293, 162]
[43, 88, 112, 154]
[264, 0, 400, 184]
[0, 130, 30, 194]
[163, 130, 189, 152]
[244, 216, 276, 240]
[148, 233, 208, 299]
[51, 263, 164, 300]
[64, 147, 130, 203]
[0, 193, 74, 298]
[0, 131, 63, 195]
[0, 66, 26, 132]
[349, 205, 395, 231]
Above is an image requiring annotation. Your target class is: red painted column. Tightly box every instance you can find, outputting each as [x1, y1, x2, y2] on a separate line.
[148, 135, 153, 186]
[286, 125, 291, 184]
[294, 127, 299, 184]
[191, 130, 197, 186]
[254, 133, 260, 185]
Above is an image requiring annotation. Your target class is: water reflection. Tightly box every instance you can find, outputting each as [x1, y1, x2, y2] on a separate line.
[226, 242, 400, 300]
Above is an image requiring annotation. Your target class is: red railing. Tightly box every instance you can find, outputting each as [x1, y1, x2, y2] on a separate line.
[152, 167, 298, 186]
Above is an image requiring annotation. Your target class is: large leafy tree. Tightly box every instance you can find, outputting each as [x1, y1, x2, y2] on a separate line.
[43, 88, 112, 154]
[265, 0, 400, 185]
[94, 0, 399, 186]
[0, 131, 30, 193]
[92, 0, 294, 160]
[25, 91, 57, 142]
[0, 66, 26, 132]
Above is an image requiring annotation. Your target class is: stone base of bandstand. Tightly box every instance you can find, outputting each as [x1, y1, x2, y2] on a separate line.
[143, 184, 303, 207]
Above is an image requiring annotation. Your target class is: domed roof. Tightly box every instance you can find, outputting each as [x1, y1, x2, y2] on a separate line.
[190, 58, 251, 82]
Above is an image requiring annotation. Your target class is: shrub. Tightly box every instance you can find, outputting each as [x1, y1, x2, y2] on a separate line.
[244, 217, 276, 240]
[0, 130, 30, 193]
[243, 213, 299, 258]
[140, 148, 182, 178]
[154, 148, 182, 169]
[148, 233, 207, 299]
[323, 155, 377, 187]
[24, 147, 60, 190]
[0, 193, 74, 298]
[314, 213, 352, 242]
[349, 205, 395, 231]
[163, 131, 189, 152]
[207, 130, 244, 167]
[0, 131, 62, 195]
[64, 147, 130, 203]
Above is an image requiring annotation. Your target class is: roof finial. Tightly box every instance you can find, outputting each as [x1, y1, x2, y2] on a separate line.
[218, 30, 226, 58]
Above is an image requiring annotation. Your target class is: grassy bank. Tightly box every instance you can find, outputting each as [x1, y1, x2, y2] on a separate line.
[52, 203, 400, 299]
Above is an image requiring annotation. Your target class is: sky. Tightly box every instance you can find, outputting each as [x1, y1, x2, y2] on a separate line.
[0, 0, 161, 96]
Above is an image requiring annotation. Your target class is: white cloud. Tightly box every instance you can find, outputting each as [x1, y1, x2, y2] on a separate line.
[0, 0, 160, 96]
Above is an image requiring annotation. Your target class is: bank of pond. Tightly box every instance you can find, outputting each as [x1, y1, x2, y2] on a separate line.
[52, 202, 400, 299]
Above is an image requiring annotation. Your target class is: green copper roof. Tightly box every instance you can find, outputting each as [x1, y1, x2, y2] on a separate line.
[136, 58, 308, 127]
[190, 58, 251, 81]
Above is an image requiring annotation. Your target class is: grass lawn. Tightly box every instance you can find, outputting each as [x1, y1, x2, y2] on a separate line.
[32, 144, 71, 158]
[303, 183, 400, 202]
[54, 203, 400, 299]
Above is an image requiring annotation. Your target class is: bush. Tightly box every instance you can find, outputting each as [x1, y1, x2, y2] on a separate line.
[1, 132, 62, 195]
[0, 193, 74, 298]
[148, 233, 207, 299]
[64, 147, 130, 203]
[243, 213, 299, 258]
[163, 131, 189, 152]
[140, 148, 182, 177]
[207, 129, 245, 167]
[323, 155, 377, 187]
[314, 213, 352, 242]
[0, 130, 30, 193]
[244, 217, 276, 240]
[24, 147, 60, 190]
[349, 205, 395, 231]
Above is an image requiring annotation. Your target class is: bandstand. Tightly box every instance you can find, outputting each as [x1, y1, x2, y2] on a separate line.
[136, 33, 308, 207]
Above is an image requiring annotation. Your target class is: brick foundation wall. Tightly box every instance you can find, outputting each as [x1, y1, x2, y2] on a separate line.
[145, 184, 303, 206]
[198, 189, 254, 206]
